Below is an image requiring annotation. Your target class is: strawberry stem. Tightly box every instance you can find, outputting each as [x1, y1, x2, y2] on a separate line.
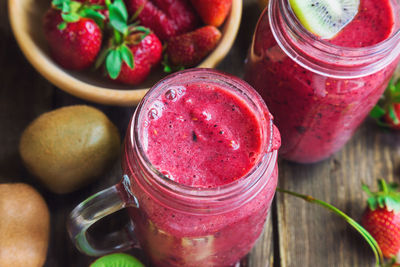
[277, 187, 384, 267]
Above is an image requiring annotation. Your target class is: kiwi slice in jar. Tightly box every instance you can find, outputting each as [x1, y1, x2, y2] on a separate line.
[289, 0, 360, 39]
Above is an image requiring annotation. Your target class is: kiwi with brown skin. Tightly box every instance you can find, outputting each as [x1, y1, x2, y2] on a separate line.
[19, 105, 121, 194]
[0, 183, 50, 267]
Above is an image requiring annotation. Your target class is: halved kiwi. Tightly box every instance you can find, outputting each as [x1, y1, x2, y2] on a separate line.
[90, 253, 144, 267]
[289, 0, 360, 39]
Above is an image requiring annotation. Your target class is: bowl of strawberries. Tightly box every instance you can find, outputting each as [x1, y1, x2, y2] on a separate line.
[8, 0, 242, 106]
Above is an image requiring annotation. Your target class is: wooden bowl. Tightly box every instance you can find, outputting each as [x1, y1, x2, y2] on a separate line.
[8, 0, 242, 106]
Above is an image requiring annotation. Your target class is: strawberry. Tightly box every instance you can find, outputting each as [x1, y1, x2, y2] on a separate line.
[190, 0, 232, 27]
[97, 0, 162, 85]
[43, 9, 103, 70]
[361, 179, 400, 260]
[111, 33, 162, 85]
[124, 0, 199, 41]
[370, 78, 400, 129]
[165, 25, 221, 69]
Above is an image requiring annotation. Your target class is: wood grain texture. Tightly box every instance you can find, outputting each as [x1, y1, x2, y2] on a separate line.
[277, 121, 399, 267]
[3, 0, 398, 266]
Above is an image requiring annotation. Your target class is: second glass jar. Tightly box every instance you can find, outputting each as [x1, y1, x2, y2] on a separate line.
[245, 0, 400, 163]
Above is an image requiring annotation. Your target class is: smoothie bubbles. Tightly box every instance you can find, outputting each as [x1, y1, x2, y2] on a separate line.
[244, 0, 400, 163]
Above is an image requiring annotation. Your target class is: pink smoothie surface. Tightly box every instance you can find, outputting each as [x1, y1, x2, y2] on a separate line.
[144, 83, 263, 187]
[245, 0, 397, 163]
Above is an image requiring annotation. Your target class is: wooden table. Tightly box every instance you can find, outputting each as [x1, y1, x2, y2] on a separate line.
[1, 0, 396, 266]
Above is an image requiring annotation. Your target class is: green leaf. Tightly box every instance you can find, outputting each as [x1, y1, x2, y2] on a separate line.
[362, 184, 373, 197]
[388, 104, 400, 124]
[135, 26, 150, 40]
[109, 4, 128, 34]
[81, 8, 105, 28]
[120, 45, 134, 69]
[113, 0, 128, 22]
[385, 197, 400, 213]
[377, 195, 386, 209]
[106, 49, 122, 79]
[61, 12, 80, 22]
[369, 105, 386, 119]
[392, 95, 400, 103]
[94, 48, 111, 70]
[367, 197, 377, 211]
[90, 4, 106, 10]
[129, 3, 144, 22]
[61, 1, 71, 12]
[52, 0, 66, 7]
[57, 21, 68, 30]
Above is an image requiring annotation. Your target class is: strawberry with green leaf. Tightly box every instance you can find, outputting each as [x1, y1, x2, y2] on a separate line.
[43, 0, 105, 70]
[96, 0, 162, 85]
[370, 78, 400, 129]
[361, 179, 400, 261]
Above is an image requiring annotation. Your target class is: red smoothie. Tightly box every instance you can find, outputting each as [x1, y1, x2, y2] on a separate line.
[122, 69, 280, 266]
[244, 0, 400, 163]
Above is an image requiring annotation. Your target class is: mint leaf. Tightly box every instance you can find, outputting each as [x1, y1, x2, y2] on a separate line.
[120, 45, 134, 69]
[106, 49, 122, 79]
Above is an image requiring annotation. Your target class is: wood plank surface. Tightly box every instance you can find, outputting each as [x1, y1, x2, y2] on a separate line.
[1, 0, 398, 266]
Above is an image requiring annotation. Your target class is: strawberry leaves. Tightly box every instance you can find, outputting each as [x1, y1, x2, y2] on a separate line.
[371, 78, 400, 128]
[51, 0, 105, 29]
[363, 179, 400, 213]
[108, 0, 129, 34]
[96, 0, 151, 80]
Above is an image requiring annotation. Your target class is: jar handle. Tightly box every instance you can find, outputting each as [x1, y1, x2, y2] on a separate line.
[67, 175, 139, 256]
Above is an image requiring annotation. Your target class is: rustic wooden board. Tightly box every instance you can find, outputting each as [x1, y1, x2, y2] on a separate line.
[2, 0, 397, 266]
[276, 121, 398, 267]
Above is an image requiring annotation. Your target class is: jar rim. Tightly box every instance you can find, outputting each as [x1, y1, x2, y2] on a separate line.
[128, 69, 278, 213]
[269, 0, 400, 78]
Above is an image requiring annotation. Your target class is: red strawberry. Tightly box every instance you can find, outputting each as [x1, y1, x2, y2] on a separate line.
[370, 78, 400, 129]
[97, 0, 162, 85]
[165, 25, 221, 68]
[361, 179, 400, 259]
[111, 33, 162, 85]
[190, 0, 232, 27]
[125, 0, 199, 41]
[43, 8, 102, 70]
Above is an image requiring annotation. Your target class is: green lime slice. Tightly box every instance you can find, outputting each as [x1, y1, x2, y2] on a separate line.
[289, 0, 360, 39]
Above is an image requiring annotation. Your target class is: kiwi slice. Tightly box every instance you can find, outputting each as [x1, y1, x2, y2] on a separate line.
[289, 0, 360, 39]
[90, 253, 144, 267]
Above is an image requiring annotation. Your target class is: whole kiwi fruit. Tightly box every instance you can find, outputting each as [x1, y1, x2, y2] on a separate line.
[19, 105, 121, 194]
[0, 183, 50, 267]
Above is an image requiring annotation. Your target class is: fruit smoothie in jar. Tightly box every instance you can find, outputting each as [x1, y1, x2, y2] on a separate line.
[122, 69, 281, 266]
[244, 0, 400, 163]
